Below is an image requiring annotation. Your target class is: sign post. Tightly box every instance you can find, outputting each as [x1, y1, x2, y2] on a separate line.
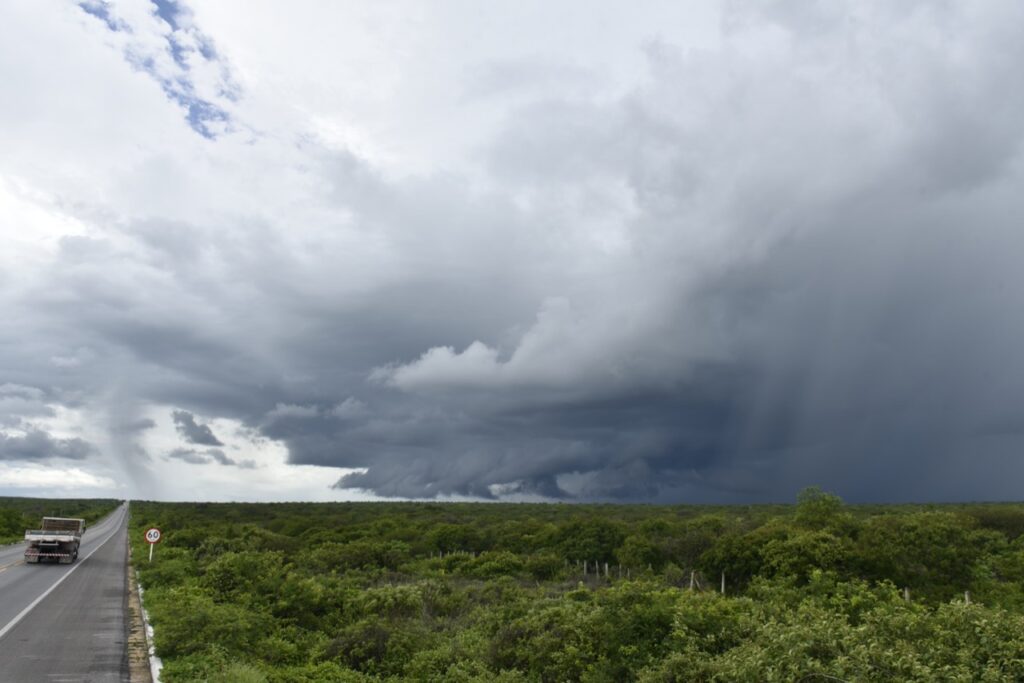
[145, 527, 162, 562]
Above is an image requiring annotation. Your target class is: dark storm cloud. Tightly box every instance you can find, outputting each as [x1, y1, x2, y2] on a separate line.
[0, 384, 56, 428]
[6, 1, 1024, 502]
[166, 447, 256, 469]
[324, 0, 1024, 502]
[318, 363, 758, 499]
[172, 410, 224, 446]
[165, 447, 209, 465]
[0, 429, 95, 461]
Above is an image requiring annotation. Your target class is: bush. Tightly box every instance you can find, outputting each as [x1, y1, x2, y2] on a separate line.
[525, 552, 564, 581]
[147, 586, 273, 658]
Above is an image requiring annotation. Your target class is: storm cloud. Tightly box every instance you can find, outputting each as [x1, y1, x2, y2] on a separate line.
[2, 1, 1024, 501]
[166, 447, 255, 469]
[172, 411, 224, 447]
[0, 430, 95, 461]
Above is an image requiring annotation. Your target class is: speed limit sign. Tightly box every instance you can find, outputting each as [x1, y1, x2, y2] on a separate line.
[145, 527, 162, 562]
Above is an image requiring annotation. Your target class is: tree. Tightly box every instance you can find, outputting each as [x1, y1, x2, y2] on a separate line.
[794, 486, 845, 529]
[556, 519, 626, 563]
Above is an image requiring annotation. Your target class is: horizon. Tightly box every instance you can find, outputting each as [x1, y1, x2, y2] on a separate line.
[9, 492, 1024, 509]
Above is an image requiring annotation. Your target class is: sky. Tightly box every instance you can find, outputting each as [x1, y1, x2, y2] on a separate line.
[1, 1, 1024, 503]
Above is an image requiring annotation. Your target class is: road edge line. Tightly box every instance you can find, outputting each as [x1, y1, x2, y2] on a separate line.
[135, 570, 164, 682]
[0, 505, 127, 642]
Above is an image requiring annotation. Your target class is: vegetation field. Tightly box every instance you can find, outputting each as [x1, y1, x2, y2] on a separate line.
[129, 490, 1024, 682]
[0, 497, 120, 545]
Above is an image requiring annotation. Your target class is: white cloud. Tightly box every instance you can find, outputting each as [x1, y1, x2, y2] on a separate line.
[0, 463, 117, 491]
[375, 341, 502, 390]
[265, 403, 320, 420]
[331, 398, 367, 419]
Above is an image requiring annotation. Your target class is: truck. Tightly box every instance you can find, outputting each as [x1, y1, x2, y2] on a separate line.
[24, 517, 86, 564]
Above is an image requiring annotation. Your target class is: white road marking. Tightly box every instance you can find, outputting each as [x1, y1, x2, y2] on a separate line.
[0, 506, 127, 643]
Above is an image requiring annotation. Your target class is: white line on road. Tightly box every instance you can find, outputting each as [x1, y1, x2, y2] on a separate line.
[0, 506, 127, 643]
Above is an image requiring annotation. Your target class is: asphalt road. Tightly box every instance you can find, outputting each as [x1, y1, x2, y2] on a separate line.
[0, 503, 130, 682]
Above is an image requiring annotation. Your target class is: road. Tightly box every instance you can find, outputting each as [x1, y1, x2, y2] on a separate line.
[0, 503, 130, 682]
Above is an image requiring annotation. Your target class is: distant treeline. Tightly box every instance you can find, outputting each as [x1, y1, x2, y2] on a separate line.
[131, 490, 1024, 681]
[0, 497, 121, 544]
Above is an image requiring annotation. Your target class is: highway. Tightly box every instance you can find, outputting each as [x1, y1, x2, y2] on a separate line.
[0, 503, 130, 681]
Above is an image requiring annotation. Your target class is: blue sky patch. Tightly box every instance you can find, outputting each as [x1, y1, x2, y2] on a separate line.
[185, 99, 230, 139]
[78, 1, 126, 32]
[77, 0, 234, 140]
[151, 0, 181, 31]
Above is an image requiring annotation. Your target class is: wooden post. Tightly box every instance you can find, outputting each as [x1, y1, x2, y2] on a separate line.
[903, 587, 910, 602]
[965, 591, 971, 605]
[720, 571, 725, 595]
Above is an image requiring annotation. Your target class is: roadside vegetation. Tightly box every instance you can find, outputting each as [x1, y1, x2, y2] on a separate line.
[0, 497, 120, 544]
[130, 490, 1024, 682]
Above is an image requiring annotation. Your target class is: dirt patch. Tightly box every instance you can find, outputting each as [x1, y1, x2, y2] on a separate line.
[126, 553, 153, 682]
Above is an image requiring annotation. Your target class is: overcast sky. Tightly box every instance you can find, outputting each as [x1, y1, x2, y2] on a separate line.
[2, 1, 1023, 503]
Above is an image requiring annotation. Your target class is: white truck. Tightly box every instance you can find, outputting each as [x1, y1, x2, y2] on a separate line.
[24, 517, 86, 564]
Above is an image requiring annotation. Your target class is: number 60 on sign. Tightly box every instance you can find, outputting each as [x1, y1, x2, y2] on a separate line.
[145, 527, 162, 562]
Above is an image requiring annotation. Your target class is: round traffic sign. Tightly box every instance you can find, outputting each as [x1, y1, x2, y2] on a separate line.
[145, 527, 162, 544]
